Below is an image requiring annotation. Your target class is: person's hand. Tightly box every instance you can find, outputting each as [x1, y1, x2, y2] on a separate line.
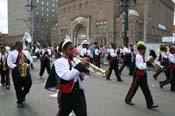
[148, 56, 154, 63]
[81, 57, 90, 66]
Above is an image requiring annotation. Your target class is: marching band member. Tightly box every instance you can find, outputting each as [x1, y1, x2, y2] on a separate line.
[153, 47, 169, 80]
[7, 41, 32, 108]
[119, 44, 132, 75]
[159, 47, 175, 92]
[0, 46, 10, 89]
[106, 43, 122, 81]
[55, 39, 89, 116]
[125, 45, 159, 109]
[94, 45, 100, 68]
[80, 44, 88, 58]
[87, 45, 93, 63]
[39, 43, 51, 79]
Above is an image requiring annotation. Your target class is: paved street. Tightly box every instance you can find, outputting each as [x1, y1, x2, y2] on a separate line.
[0, 60, 175, 116]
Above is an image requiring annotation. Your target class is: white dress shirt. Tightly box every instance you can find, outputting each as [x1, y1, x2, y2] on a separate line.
[54, 57, 84, 90]
[169, 53, 175, 64]
[109, 49, 117, 57]
[7, 49, 33, 69]
[135, 53, 147, 70]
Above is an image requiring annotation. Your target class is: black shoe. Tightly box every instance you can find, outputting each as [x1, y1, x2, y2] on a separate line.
[159, 82, 163, 89]
[22, 98, 26, 103]
[106, 78, 111, 81]
[153, 74, 157, 80]
[170, 90, 175, 92]
[125, 101, 135, 106]
[118, 79, 123, 82]
[17, 103, 25, 108]
[147, 105, 159, 109]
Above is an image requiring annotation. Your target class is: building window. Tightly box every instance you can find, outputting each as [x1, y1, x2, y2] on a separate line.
[61, 29, 68, 38]
[52, 9, 55, 12]
[37, 0, 39, 4]
[41, 1, 44, 5]
[53, 4, 55, 7]
[47, 8, 49, 11]
[96, 21, 108, 33]
[47, 2, 49, 6]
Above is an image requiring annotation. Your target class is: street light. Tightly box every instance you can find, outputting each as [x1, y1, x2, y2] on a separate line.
[118, 0, 138, 45]
[119, 0, 129, 46]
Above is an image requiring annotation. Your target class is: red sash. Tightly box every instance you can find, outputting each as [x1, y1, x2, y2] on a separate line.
[59, 80, 74, 94]
[135, 69, 145, 77]
[110, 57, 117, 61]
[169, 63, 175, 69]
[59, 57, 74, 94]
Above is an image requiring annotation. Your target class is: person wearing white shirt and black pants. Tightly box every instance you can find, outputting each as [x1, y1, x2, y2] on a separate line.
[7, 41, 33, 108]
[106, 43, 122, 81]
[39, 44, 51, 79]
[125, 45, 158, 109]
[159, 47, 175, 92]
[95, 46, 100, 68]
[55, 40, 89, 116]
[0, 46, 10, 89]
[119, 44, 132, 75]
[153, 46, 169, 80]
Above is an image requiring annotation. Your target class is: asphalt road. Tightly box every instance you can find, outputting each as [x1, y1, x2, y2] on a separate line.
[0, 60, 175, 116]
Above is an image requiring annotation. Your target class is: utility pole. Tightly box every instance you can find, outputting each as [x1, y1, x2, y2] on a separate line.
[143, 0, 148, 43]
[119, 0, 129, 46]
[25, 0, 36, 43]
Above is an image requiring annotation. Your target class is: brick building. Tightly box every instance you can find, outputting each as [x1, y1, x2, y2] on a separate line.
[53, 0, 174, 46]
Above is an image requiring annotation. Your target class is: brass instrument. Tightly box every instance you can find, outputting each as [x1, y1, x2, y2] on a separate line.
[146, 56, 164, 71]
[19, 52, 29, 78]
[75, 55, 107, 77]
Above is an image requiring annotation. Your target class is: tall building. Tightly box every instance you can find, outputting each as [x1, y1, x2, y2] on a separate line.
[8, 0, 58, 44]
[8, 0, 30, 44]
[53, 0, 174, 46]
[33, 0, 58, 43]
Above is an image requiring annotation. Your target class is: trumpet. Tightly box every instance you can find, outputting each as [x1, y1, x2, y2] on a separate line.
[146, 56, 164, 70]
[75, 55, 107, 78]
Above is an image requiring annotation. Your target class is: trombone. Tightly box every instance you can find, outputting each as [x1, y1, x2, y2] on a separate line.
[75, 55, 108, 78]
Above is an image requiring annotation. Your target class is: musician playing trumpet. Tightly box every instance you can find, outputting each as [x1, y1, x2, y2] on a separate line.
[7, 41, 33, 108]
[54, 39, 89, 116]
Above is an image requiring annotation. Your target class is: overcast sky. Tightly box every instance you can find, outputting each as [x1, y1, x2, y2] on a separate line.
[0, 0, 175, 34]
[0, 0, 7, 33]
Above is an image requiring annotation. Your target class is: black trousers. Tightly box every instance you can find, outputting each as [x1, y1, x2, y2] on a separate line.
[39, 60, 50, 76]
[12, 68, 32, 103]
[160, 68, 175, 91]
[119, 57, 132, 74]
[106, 60, 121, 81]
[57, 90, 87, 116]
[1, 69, 10, 86]
[125, 73, 154, 107]
[153, 67, 169, 80]
[95, 55, 100, 68]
